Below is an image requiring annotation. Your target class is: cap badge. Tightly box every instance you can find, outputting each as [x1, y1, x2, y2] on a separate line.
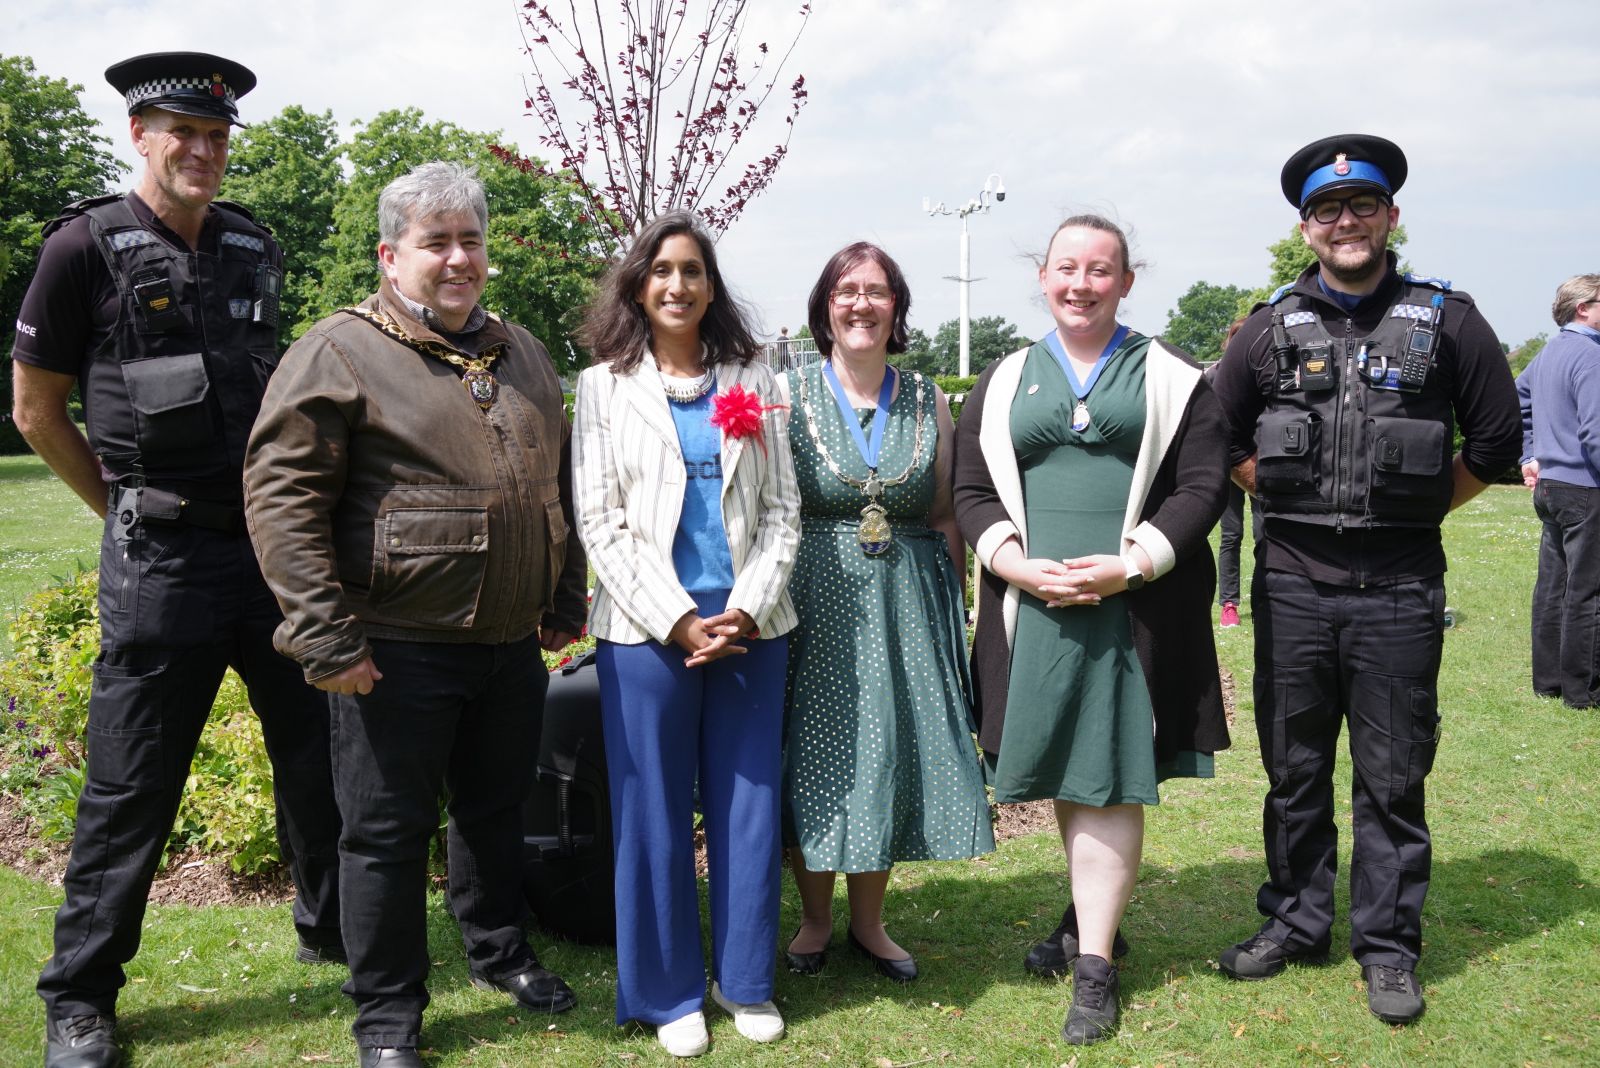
[1334, 153, 1350, 176]
[210, 73, 225, 98]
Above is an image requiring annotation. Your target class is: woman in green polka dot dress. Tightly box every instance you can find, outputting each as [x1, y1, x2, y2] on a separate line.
[778, 243, 995, 982]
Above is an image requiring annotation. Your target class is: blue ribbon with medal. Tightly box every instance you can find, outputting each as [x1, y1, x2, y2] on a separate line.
[1042, 323, 1128, 432]
[821, 360, 896, 555]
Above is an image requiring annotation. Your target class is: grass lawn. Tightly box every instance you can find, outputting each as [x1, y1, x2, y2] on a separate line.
[0, 453, 101, 656]
[0, 463, 1596, 1065]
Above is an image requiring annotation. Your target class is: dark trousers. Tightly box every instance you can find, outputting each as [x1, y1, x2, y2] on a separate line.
[1216, 485, 1265, 606]
[596, 590, 786, 1026]
[1531, 478, 1600, 707]
[39, 519, 342, 1019]
[330, 634, 546, 1049]
[1250, 569, 1444, 968]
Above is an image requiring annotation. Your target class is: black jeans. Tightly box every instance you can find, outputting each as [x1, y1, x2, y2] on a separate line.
[39, 519, 342, 1019]
[1531, 478, 1600, 707]
[1250, 569, 1444, 968]
[330, 633, 546, 1049]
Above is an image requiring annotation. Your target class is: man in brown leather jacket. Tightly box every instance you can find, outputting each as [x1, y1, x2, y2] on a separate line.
[243, 161, 587, 1068]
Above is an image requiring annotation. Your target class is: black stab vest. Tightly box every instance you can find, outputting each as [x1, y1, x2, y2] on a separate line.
[50, 196, 280, 496]
[1252, 279, 1455, 530]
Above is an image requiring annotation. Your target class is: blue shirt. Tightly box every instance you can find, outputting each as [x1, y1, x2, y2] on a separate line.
[1517, 323, 1600, 487]
[667, 390, 736, 593]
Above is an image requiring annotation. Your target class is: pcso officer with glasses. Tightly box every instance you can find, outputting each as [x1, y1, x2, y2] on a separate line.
[1209, 134, 1520, 1025]
[11, 52, 344, 1067]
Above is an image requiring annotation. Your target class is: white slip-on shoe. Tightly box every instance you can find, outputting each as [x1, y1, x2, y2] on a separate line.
[656, 1009, 709, 1057]
[711, 981, 786, 1043]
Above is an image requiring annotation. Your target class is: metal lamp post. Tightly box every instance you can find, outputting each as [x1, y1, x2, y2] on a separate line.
[924, 173, 1005, 378]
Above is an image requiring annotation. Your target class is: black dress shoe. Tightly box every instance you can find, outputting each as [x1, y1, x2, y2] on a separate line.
[847, 926, 918, 983]
[358, 1047, 424, 1067]
[45, 1014, 121, 1068]
[1024, 902, 1130, 978]
[785, 928, 830, 975]
[470, 963, 577, 1013]
[295, 932, 348, 965]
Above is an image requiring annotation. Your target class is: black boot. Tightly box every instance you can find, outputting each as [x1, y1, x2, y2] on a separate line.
[1061, 953, 1120, 1045]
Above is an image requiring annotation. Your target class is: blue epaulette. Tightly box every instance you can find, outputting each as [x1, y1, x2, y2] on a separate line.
[1266, 282, 1296, 305]
[1401, 272, 1452, 292]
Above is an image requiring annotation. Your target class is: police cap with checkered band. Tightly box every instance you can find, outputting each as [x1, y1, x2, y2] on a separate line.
[1280, 133, 1408, 212]
[105, 52, 256, 127]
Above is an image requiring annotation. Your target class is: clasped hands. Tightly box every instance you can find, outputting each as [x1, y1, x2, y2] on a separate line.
[669, 607, 757, 667]
[993, 537, 1150, 608]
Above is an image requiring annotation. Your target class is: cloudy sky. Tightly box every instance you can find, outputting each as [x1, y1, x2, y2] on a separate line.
[11, 0, 1596, 351]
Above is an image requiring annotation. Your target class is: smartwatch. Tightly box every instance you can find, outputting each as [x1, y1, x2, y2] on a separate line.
[1122, 556, 1146, 592]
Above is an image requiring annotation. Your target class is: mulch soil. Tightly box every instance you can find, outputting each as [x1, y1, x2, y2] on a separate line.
[2, 669, 1237, 907]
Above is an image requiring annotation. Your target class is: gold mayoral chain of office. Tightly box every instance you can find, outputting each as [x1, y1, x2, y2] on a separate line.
[344, 306, 504, 410]
[797, 365, 929, 556]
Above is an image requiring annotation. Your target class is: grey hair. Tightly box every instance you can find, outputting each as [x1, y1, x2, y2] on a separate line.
[1552, 273, 1600, 327]
[378, 161, 488, 245]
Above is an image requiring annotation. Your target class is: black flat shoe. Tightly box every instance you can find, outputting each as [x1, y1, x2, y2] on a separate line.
[785, 928, 830, 975]
[470, 962, 577, 1013]
[847, 925, 918, 983]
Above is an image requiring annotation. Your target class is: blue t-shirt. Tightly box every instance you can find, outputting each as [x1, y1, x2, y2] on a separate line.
[668, 389, 735, 593]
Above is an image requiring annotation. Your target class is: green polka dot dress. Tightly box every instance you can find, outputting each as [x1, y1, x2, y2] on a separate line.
[782, 363, 995, 872]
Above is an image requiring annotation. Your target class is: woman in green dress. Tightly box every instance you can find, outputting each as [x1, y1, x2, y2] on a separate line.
[779, 242, 994, 983]
[953, 216, 1229, 1045]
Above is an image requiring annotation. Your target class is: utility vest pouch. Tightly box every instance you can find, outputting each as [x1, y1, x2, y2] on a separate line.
[1369, 417, 1447, 500]
[1255, 409, 1321, 494]
[121, 353, 216, 454]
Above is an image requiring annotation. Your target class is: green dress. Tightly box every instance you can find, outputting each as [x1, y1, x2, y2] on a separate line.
[993, 334, 1211, 804]
[782, 364, 995, 872]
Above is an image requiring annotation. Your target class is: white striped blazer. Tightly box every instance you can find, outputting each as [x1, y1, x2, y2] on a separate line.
[572, 356, 801, 645]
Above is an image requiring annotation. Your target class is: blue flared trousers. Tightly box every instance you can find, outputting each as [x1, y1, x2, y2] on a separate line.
[597, 597, 786, 1026]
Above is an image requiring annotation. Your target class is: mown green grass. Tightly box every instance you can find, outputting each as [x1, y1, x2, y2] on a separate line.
[0, 474, 1595, 1065]
[0, 454, 101, 656]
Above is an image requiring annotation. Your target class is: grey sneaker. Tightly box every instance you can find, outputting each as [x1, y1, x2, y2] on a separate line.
[1219, 930, 1328, 980]
[1364, 964, 1425, 1024]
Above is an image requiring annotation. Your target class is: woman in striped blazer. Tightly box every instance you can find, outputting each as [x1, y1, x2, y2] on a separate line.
[572, 212, 801, 1058]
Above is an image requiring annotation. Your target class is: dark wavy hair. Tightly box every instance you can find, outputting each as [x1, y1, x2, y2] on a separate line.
[577, 211, 760, 373]
[806, 242, 912, 357]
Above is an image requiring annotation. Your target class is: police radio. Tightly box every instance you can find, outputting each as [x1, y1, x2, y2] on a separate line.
[1269, 311, 1299, 393]
[253, 264, 282, 326]
[1396, 294, 1444, 392]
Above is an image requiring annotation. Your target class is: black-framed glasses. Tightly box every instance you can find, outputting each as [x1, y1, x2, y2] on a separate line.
[830, 288, 894, 306]
[1303, 192, 1387, 225]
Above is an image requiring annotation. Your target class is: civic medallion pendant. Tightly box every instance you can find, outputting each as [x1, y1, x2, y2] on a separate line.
[463, 368, 499, 410]
[858, 500, 891, 556]
[1070, 399, 1091, 433]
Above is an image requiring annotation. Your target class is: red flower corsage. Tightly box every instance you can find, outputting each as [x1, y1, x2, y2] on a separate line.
[709, 384, 787, 455]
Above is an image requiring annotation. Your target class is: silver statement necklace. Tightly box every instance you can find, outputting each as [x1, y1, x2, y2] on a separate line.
[659, 368, 713, 404]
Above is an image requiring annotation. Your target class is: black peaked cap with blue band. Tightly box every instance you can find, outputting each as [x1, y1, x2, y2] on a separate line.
[105, 51, 256, 127]
[1280, 133, 1408, 211]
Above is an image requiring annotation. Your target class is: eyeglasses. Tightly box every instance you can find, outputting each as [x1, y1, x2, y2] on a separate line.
[830, 288, 895, 306]
[1303, 192, 1387, 225]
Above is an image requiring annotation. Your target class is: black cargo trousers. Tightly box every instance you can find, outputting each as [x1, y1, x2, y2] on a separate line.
[38, 507, 343, 1019]
[1248, 568, 1445, 969]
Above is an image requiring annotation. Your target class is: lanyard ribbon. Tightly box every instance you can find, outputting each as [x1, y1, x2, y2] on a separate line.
[821, 360, 896, 472]
[1042, 324, 1128, 399]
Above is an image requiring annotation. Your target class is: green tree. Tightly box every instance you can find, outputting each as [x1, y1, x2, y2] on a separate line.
[311, 109, 604, 372]
[1236, 223, 1409, 318]
[220, 106, 342, 350]
[1163, 281, 1249, 363]
[927, 315, 1026, 375]
[1508, 333, 1547, 378]
[0, 55, 127, 451]
[896, 326, 937, 373]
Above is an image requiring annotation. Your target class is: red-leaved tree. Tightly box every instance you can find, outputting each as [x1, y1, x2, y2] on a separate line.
[497, 0, 810, 254]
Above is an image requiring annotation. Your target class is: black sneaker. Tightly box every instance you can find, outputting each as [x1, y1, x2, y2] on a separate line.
[1218, 930, 1328, 980]
[296, 934, 348, 965]
[1024, 903, 1131, 978]
[1061, 953, 1120, 1045]
[45, 1013, 122, 1068]
[1364, 964, 1425, 1024]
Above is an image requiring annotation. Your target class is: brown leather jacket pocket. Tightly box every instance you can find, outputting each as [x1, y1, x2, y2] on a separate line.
[369, 506, 489, 628]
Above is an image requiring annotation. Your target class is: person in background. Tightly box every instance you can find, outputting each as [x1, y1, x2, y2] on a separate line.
[1517, 273, 1600, 707]
[572, 211, 800, 1058]
[954, 214, 1229, 1046]
[1210, 134, 1521, 1025]
[245, 161, 586, 1068]
[12, 51, 342, 1068]
[1209, 318, 1252, 627]
[779, 242, 994, 986]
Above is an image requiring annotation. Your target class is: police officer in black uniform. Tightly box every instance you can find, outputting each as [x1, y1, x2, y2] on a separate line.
[11, 52, 343, 1068]
[1209, 134, 1520, 1025]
